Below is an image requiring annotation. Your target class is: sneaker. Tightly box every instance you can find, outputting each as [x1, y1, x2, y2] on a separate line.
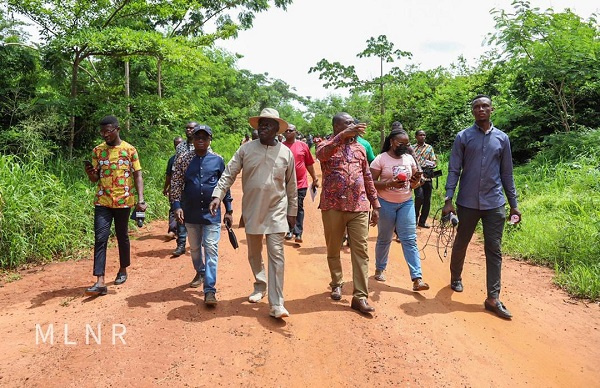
[172, 244, 186, 257]
[374, 269, 386, 282]
[269, 305, 290, 318]
[284, 231, 293, 240]
[412, 278, 430, 291]
[204, 292, 217, 306]
[248, 291, 265, 303]
[295, 234, 303, 243]
[190, 273, 203, 288]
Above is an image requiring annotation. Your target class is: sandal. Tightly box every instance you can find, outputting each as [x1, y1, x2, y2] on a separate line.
[412, 278, 430, 291]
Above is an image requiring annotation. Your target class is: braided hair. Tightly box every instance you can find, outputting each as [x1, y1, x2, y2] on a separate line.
[380, 127, 408, 154]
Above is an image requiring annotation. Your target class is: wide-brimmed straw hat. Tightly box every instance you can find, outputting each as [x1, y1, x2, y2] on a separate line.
[248, 108, 289, 134]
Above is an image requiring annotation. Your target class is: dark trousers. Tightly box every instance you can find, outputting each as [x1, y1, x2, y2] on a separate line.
[414, 180, 433, 225]
[292, 188, 307, 236]
[93, 206, 131, 276]
[168, 204, 178, 235]
[450, 205, 505, 299]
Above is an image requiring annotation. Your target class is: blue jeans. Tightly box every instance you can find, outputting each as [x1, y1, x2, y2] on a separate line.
[185, 223, 221, 294]
[375, 197, 423, 280]
[176, 221, 187, 246]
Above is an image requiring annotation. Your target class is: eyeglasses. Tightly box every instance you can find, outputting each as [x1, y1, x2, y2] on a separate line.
[99, 126, 117, 135]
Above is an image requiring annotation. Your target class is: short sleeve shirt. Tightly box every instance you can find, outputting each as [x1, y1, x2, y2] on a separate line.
[92, 140, 142, 208]
[370, 153, 416, 204]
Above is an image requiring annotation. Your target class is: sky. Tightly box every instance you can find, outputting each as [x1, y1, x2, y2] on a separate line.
[215, 0, 599, 100]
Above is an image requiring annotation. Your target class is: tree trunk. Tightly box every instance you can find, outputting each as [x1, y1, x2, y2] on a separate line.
[68, 56, 81, 158]
[379, 57, 385, 148]
[125, 59, 130, 131]
[157, 58, 162, 99]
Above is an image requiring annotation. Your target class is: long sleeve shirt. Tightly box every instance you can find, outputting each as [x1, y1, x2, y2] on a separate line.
[316, 133, 380, 212]
[212, 140, 297, 235]
[171, 151, 232, 225]
[445, 123, 518, 210]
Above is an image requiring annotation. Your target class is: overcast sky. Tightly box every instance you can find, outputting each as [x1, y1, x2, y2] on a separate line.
[215, 0, 598, 100]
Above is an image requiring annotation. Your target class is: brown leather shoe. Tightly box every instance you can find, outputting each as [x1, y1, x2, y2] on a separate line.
[330, 286, 342, 301]
[351, 297, 375, 313]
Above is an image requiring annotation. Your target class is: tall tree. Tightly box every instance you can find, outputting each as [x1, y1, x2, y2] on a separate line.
[309, 35, 412, 146]
[489, 0, 600, 133]
[8, 0, 293, 156]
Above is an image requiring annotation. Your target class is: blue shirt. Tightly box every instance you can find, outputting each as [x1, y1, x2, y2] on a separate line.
[166, 154, 176, 175]
[445, 123, 518, 210]
[172, 152, 233, 225]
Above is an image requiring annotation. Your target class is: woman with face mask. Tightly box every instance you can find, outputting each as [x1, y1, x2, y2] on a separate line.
[369, 128, 429, 292]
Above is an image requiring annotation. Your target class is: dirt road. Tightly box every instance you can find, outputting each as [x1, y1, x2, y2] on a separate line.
[1, 169, 599, 387]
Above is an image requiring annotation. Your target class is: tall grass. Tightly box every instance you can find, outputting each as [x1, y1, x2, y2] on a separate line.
[0, 150, 170, 269]
[427, 130, 600, 300]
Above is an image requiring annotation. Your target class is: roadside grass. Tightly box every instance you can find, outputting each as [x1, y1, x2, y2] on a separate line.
[0, 152, 169, 269]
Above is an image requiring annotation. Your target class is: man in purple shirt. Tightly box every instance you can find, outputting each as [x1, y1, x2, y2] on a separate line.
[443, 95, 521, 320]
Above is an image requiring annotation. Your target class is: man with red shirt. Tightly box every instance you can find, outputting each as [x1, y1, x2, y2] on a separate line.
[282, 124, 319, 243]
[316, 112, 381, 314]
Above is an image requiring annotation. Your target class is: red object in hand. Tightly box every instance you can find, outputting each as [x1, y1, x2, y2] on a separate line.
[396, 171, 408, 181]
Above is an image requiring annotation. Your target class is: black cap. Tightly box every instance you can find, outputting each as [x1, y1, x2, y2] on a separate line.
[192, 124, 212, 137]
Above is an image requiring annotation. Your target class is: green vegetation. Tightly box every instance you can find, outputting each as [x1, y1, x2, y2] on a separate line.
[1, 2, 599, 300]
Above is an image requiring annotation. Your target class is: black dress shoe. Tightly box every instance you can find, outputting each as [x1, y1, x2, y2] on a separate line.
[114, 272, 127, 285]
[172, 244, 186, 256]
[351, 297, 375, 313]
[85, 284, 108, 296]
[451, 280, 464, 292]
[484, 299, 513, 319]
[330, 286, 342, 301]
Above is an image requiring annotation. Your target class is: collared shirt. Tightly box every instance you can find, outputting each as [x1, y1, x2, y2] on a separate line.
[92, 140, 141, 208]
[445, 123, 518, 210]
[316, 133, 380, 212]
[212, 141, 297, 235]
[412, 142, 437, 182]
[171, 151, 232, 225]
[283, 140, 315, 189]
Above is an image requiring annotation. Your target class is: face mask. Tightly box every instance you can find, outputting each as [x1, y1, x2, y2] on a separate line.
[394, 144, 408, 156]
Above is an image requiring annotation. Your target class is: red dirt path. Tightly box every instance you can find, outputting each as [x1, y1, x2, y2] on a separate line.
[1, 168, 599, 387]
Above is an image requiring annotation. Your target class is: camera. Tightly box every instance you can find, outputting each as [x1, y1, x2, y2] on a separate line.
[130, 210, 145, 227]
[423, 167, 443, 179]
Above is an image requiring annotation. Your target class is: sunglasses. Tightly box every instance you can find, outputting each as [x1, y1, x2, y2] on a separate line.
[285, 129, 296, 133]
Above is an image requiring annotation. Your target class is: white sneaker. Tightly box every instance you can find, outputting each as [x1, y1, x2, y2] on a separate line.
[248, 291, 265, 303]
[269, 305, 290, 319]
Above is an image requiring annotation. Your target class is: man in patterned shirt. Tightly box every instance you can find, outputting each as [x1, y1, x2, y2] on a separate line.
[316, 112, 381, 314]
[84, 115, 146, 296]
[413, 130, 437, 228]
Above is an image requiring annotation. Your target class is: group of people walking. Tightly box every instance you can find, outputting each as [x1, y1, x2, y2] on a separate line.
[83, 94, 520, 321]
